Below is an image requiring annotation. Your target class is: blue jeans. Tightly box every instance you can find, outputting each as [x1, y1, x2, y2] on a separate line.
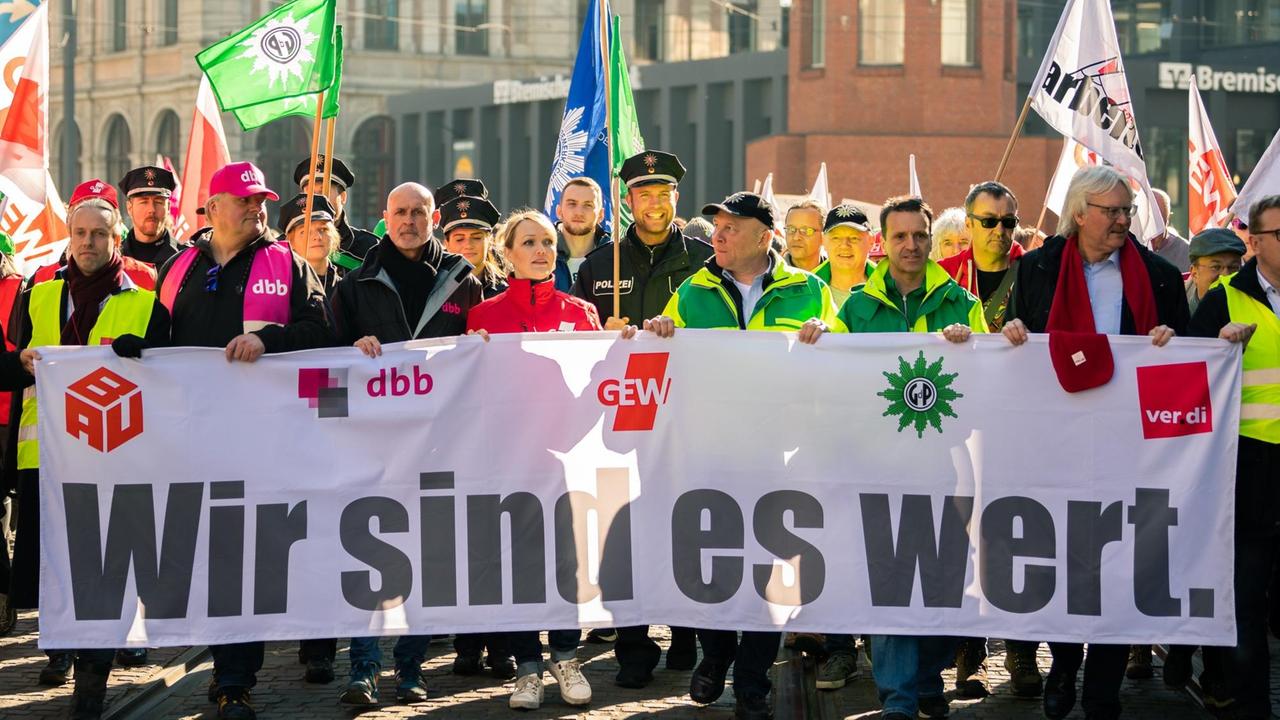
[348, 635, 431, 675]
[509, 629, 581, 677]
[869, 635, 957, 716]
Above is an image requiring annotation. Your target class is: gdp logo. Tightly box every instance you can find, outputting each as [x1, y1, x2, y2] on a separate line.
[597, 352, 672, 432]
[1136, 362, 1212, 439]
[65, 367, 143, 453]
[298, 368, 349, 418]
[879, 351, 962, 438]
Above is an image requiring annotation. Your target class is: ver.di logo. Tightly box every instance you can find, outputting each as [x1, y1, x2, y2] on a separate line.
[879, 351, 962, 438]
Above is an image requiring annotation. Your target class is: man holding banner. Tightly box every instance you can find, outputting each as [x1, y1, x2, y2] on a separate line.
[1004, 166, 1188, 720]
[1188, 194, 1280, 720]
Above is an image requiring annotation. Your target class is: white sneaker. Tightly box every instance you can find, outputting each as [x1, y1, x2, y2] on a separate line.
[509, 673, 543, 710]
[547, 658, 592, 706]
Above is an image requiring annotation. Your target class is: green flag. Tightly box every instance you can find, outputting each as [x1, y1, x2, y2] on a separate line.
[196, 0, 337, 112]
[608, 16, 645, 231]
[232, 25, 344, 131]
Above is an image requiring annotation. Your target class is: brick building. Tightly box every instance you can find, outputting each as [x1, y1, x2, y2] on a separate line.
[748, 0, 1059, 223]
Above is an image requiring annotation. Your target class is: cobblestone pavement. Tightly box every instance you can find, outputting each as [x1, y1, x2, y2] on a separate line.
[0, 618, 1266, 719]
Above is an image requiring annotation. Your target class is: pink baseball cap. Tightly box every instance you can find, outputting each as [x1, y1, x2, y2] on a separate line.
[208, 161, 280, 201]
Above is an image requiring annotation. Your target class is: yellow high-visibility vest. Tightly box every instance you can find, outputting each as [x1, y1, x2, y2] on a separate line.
[1222, 276, 1280, 443]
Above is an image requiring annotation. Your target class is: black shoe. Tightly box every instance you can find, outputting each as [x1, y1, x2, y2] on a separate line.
[689, 657, 731, 704]
[953, 641, 989, 699]
[1005, 648, 1043, 698]
[207, 677, 220, 703]
[666, 632, 697, 671]
[38, 652, 74, 686]
[1042, 671, 1077, 720]
[615, 663, 655, 689]
[586, 627, 618, 643]
[69, 691, 105, 720]
[1125, 645, 1153, 679]
[69, 668, 110, 720]
[452, 654, 483, 676]
[0, 592, 16, 636]
[734, 692, 772, 720]
[304, 657, 334, 684]
[115, 648, 148, 667]
[216, 686, 256, 720]
[918, 694, 951, 718]
[1162, 646, 1193, 689]
[487, 653, 517, 680]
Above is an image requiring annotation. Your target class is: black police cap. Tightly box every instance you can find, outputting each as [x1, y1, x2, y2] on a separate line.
[277, 193, 337, 236]
[619, 150, 685, 188]
[439, 196, 500, 234]
[702, 191, 774, 230]
[824, 204, 872, 233]
[119, 165, 176, 198]
[293, 155, 355, 191]
[435, 178, 490, 207]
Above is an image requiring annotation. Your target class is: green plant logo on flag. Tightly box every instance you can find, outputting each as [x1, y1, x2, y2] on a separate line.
[879, 351, 963, 438]
[240, 13, 323, 90]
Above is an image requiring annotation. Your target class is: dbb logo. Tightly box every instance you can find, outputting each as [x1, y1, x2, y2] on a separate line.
[298, 368, 348, 418]
[1136, 361, 1213, 439]
[368, 365, 434, 397]
[65, 367, 143, 452]
[598, 353, 671, 432]
[252, 278, 289, 296]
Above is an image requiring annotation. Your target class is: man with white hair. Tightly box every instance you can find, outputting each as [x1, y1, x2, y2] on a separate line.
[1003, 165, 1188, 720]
[1149, 188, 1190, 272]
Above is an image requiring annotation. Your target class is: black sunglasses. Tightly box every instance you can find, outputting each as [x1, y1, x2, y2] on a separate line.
[968, 214, 1019, 230]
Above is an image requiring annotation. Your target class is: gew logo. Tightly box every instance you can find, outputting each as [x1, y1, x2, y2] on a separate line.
[597, 352, 672, 432]
[65, 367, 143, 452]
[298, 368, 349, 418]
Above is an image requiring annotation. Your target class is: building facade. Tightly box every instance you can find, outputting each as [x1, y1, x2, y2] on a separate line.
[48, 0, 786, 228]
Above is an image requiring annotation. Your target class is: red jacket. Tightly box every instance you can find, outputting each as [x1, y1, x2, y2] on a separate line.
[937, 242, 1025, 297]
[466, 276, 602, 334]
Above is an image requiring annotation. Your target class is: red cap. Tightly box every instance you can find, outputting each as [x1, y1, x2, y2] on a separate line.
[69, 179, 119, 209]
[208, 161, 279, 201]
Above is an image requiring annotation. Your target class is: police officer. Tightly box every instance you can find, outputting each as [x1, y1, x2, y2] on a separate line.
[118, 165, 185, 268]
[572, 150, 713, 331]
[292, 155, 378, 273]
[439, 195, 507, 300]
[277, 194, 343, 298]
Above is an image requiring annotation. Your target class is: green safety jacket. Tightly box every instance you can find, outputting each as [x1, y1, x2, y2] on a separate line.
[837, 259, 986, 333]
[664, 254, 839, 331]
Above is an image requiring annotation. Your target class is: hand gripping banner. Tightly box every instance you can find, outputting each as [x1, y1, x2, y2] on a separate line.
[35, 332, 1239, 649]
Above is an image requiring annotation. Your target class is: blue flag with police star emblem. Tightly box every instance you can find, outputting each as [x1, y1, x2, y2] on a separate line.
[543, 0, 617, 232]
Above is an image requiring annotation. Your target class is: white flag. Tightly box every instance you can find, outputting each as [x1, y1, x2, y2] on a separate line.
[760, 173, 784, 230]
[1045, 139, 1101, 215]
[1187, 84, 1236, 235]
[1231, 128, 1280, 223]
[909, 155, 922, 197]
[1028, 0, 1163, 241]
[806, 162, 831, 212]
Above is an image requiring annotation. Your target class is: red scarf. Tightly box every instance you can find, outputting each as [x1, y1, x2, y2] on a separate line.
[61, 251, 127, 345]
[1047, 234, 1158, 335]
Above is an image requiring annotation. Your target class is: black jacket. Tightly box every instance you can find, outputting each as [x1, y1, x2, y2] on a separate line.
[337, 216, 379, 259]
[156, 233, 333, 351]
[571, 225, 714, 323]
[120, 229, 186, 269]
[1007, 234, 1189, 336]
[1188, 259, 1280, 536]
[331, 236, 483, 344]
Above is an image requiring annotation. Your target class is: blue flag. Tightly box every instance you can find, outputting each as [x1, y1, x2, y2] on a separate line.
[0, 0, 41, 47]
[543, 0, 615, 231]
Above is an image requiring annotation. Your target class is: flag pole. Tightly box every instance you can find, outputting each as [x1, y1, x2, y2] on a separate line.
[995, 95, 1034, 182]
[600, 0, 622, 322]
[322, 117, 337, 196]
[301, 90, 326, 247]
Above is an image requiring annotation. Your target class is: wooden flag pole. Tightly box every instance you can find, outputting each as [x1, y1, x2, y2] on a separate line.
[1035, 204, 1049, 234]
[995, 95, 1034, 182]
[322, 117, 337, 196]
[600, 1, 622, 323]
[301, 90, 326, 247]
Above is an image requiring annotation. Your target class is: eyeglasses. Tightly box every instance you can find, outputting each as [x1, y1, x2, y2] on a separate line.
[1251, 228, 1280, 242]
[785, 225, 819, 237]
[1087, 203, 1136, 219]
[968, 214, 1019, 230]
[1196, 260, 1242, 274]
[205, 264, 222, 293]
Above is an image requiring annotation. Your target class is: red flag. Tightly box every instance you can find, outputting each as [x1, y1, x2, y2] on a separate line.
[0, 2, 49, 206]
[175, 76, 231, 243]
[1187, 84, 1236, 235]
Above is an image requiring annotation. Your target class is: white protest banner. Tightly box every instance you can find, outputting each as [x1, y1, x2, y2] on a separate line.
[36, 332, 1238, 649]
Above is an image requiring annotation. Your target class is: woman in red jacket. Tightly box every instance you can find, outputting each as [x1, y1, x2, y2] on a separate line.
[464, 209, 597, 711]
[466, 209, 601, 334]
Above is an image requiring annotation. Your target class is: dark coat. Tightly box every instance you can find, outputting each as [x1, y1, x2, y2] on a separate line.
[571, 225, 713, 324]
[331, 237, 483, 344]
[1007, 233, 1189, 335]
[1188, 258, 1280, 537]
